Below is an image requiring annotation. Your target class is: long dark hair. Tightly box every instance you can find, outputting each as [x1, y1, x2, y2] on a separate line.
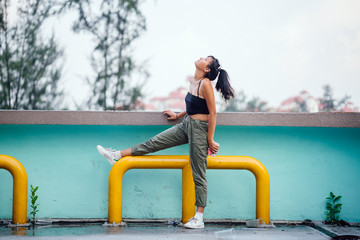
[205, 55, 234, 101]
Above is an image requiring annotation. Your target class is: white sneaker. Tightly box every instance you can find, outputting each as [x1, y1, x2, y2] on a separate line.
[97, 145, 120, 165]
[183, 217, 204, 229]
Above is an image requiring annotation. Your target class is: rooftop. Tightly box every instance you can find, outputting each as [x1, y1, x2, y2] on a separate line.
[1, 220, 360, 239]
[0, 111, 359, 239]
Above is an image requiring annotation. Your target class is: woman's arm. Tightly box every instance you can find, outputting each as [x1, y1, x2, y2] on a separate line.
[202, 79, 220, 154]
[163, 110, 186, 120]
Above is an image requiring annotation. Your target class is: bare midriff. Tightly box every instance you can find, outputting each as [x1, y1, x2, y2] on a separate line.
[189, 113, 209, 122]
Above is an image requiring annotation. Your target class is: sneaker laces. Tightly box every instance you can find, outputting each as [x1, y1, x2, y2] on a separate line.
[188, 217, 198, 223]
[105, 147, 120, 161]
[105, 147, 117, 153]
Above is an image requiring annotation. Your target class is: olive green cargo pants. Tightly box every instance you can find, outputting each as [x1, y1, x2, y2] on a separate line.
[131, 115, 208, 207]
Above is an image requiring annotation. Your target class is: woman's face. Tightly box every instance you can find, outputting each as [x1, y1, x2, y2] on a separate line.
[195, 57, 213, 71]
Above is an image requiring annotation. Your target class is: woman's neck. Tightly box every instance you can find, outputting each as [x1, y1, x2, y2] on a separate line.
[194, 69, 205, 81]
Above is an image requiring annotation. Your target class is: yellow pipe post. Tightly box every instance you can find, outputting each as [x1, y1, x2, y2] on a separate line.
[0, 155, 28, 225]
[108, 155, 270, 225]
[181, 161, 196, 223]
[207, 156, 270, 224]
[108, 156, 193, 224]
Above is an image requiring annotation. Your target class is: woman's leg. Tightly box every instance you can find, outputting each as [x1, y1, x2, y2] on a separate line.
[188, 119, 209, 209]
[120, 148, 132, 157]
[197, 206, 205, 213]
[131, 122, 188, 156]
[183, 118, 208, 229]
[98, 121, 189, 165]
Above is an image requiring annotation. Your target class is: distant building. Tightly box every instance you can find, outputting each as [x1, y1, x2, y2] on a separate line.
[278, 90, 319, 112]
[142, 86, 358, 113]
[145, 86, 187, 112]
[277, 90, 360, 112]
[339, 101, 359, 112]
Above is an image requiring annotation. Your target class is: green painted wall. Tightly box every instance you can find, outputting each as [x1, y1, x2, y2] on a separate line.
[0, 125, 359, 222]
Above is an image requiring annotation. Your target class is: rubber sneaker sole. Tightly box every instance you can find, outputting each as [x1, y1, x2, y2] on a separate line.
[183, 222, 205, 229]
[183, 224, 204, 229]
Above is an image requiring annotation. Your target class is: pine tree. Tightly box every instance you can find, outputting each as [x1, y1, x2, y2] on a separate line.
[66, 0, 148, 110]
[0, 0, 63, 110]
[320, 85, 350, 112]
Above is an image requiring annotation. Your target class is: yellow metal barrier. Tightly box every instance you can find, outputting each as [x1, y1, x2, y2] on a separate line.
[207, 156, 270, 224]
[108, 155, 270, 224]
[0, 155, 28, 225]
[108, 156, 195, 224]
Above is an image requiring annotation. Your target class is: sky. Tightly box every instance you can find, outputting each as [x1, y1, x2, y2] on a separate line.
[43, 0, 360, 109]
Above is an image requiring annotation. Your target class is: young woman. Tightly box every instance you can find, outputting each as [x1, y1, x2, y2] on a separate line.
[97, 55, 234, 229]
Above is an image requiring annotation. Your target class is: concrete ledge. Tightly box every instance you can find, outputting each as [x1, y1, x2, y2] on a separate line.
[313, 221, 360, 238]
[0, 110, 359, 127]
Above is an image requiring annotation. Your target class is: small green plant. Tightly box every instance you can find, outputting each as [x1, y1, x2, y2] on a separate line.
[325, 191, 342, 224]
[30, 185, 39, 226]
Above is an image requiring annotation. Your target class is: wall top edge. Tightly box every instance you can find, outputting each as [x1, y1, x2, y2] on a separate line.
[0, 110, 359, 128]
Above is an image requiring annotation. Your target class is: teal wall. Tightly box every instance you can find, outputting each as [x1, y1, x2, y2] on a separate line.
[0, 125, 359, 222]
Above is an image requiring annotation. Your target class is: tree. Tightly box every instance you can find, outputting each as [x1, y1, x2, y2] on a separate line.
[294, 98, 308, 112]
[222, 90, 269, 112]
[0, 1, 4, 31]
[320, 85, 350, 112]
[223, 90, 246, 112]
[65, 0, 148, 110]
[320, 85, 335, 112]
[246, 97, 268, 112]
[0, 0, 64, 110]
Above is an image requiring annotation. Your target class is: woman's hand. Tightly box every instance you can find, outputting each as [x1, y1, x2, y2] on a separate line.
[208, 139, 220, 154]
[163, 110, 177, 121]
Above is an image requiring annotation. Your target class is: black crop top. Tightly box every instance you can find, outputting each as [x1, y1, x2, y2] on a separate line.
[185, 80, 209, 115]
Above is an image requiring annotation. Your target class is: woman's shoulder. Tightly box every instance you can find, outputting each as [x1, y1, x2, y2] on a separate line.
[200, 78, 214, 97]
[201, 78, 212, 87]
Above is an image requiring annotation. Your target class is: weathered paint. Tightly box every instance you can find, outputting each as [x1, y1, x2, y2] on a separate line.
[0, 125, 359, 222]
[108, 155, 270, 224]
[0, 155, 27, 224]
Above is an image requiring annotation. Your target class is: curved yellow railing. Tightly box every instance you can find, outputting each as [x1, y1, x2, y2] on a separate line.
[108, 156, 195, 224]
[108, 155, 270, 224]
[207, 156, 270, 224]
[0, 155, 28, 225]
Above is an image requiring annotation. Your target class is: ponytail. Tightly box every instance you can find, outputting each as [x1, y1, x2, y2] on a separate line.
[215, 69, 234, 101]
[205, 55, 235, 101]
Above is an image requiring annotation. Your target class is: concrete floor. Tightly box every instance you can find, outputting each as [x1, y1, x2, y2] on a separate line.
[313, 221, 360, 239]
[0, 223, 334, 240]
